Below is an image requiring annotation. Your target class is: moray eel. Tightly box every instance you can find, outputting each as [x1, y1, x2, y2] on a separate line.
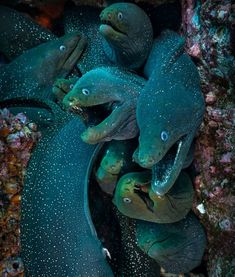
[18, 98, 113, 276]
[0, 5, 55, 61]
[0, 33, 86, 101]
[64, 6, 110, 74]
[113, 171, 194, 223]
[62, 66, 146, 144]
[114, 208, 160, 276]
[134, 30, 205, 195]
[52, 77, 79, 103]
[136, 212, 206, 273]
[99, 3, 153, 70]
[96, 139, 138, 195]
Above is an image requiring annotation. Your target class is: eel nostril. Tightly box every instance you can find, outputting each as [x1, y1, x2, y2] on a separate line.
[69, 96, 76, 102]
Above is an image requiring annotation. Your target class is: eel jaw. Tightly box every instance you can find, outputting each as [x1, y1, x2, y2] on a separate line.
[59, 36, 87, 78]
[80, 101, 124, 144]
[151, 133, 193, 196]
[134, 186, 154, 213]
[100, 18, 127, 38]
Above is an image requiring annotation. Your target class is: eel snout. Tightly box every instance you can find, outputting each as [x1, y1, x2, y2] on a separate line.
[151, 134, 193, 196]
[59, 35, 87, 77]
[134, 133, 192, 196]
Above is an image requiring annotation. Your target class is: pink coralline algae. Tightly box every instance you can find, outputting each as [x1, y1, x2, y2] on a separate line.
[0, 108, 40, 276]
[182, 0, 235, 276]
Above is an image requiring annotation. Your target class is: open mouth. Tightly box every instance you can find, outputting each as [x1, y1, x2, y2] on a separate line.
[134, 185, 154, 213]
[151, 134, 189, 196]
[100, 19, 126, 36]
[69, 100, 119, 130]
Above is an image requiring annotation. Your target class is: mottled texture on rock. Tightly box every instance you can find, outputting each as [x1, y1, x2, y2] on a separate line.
[182, 0, 235, 276]
[0, 106, 40, 276]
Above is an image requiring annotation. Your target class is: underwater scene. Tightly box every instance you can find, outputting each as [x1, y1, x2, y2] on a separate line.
[0, 0, 234, 276]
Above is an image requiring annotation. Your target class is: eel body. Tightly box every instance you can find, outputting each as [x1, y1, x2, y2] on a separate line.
[0, 5, 55, 60]
[136, 212, 206, 273]
[96, 139, 138, 195]
[64, 6, 110, 74]
[135, 30, 205, 195]
[114, 208, 161, 277]
[19, 99, 113, 276]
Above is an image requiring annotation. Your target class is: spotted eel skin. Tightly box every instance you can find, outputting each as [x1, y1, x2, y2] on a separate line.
[18, 99, 113, 276]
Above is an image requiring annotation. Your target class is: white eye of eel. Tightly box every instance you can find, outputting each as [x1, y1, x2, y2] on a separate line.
[59, 45, 66, 51]
[118, 12, 123, 20]
[82, 88, 90, 95]
[123, 197, 132, 204]
[160, 131, 169, 142]
[69, 84, 74, 90]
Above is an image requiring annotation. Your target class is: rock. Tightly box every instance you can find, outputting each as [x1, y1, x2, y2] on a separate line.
[182, 1, 235, 276]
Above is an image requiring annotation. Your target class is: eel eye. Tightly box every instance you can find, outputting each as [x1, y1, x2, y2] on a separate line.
[123, 197, 132, 204]
[69, 84, 74, 90]
[59, 45, 66, 51]
[118, 12, 123, 20]
[160, 131, 169, 142]
[82, 88, 90, 95]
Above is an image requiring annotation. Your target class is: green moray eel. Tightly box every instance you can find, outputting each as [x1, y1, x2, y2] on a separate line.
[16, 98, 114, 276]
[136, 212, 206, 273]
[62, 66, 146, 144]
[52, 77, 78, 103]
[0, 5, 56, 61]
[113, 171, 194, 223]
[96, 139, 138, 195]
[134, 30, 205, 195]
[99, 3, 153, 70]
[64, 6, 111, 74]
[0, 33, 86, 100]
[114, 208, 160, 276]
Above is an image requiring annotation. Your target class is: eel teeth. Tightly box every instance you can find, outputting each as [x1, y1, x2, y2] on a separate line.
[72, 106, 83, 112]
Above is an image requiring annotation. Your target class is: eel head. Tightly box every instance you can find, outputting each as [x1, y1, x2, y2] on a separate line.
[62, 68, 139, 143]
[99, 3, 153, 69]
[35, 33, 87, 83]
[134, 122, 196, 196]
[113, 171, 157, 221]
